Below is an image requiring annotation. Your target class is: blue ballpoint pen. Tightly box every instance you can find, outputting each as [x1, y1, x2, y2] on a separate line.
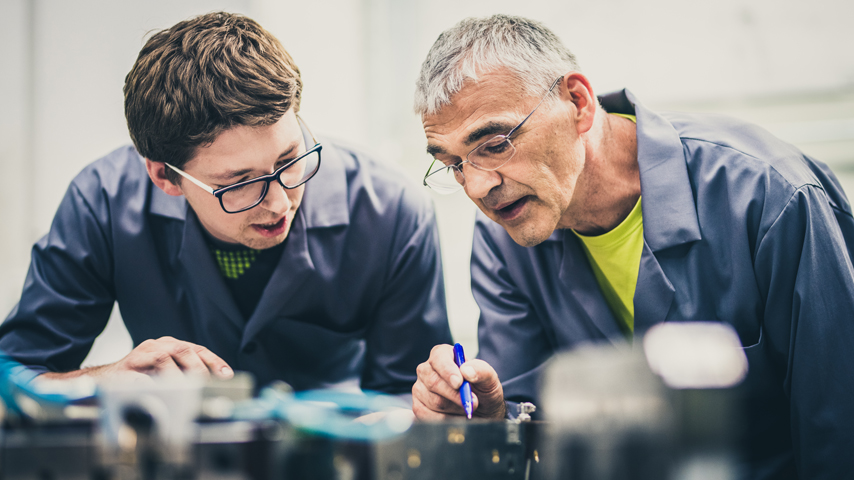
[453, 343, 473, 419]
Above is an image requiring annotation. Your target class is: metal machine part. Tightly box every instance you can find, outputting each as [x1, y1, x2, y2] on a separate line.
[0, 323, 748, 479]
[0, 414, 540, 480]
[373, 420, 541, 480]
[539, 322, 747, 480]
[516, 403, 537, 423]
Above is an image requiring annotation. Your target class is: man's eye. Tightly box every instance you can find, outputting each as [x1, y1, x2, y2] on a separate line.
[483, 141, 511, 155]
[219, 176, 250, 189]
[278, 154, 302, 168]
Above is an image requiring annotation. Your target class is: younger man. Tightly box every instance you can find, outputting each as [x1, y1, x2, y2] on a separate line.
[1, 12, 451, 393]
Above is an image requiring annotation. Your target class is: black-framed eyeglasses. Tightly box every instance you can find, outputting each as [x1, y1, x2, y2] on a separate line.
[166, 116, 322, 214]
[423, 76, 563, 194]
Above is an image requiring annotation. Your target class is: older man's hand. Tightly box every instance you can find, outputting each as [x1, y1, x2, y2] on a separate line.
[412, 344, 506, 420]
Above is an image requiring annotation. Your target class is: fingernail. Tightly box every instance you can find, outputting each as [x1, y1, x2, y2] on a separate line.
[221, 366, 234, 377]
[460, 365, 476, 381]
[450, 374, 461, 388]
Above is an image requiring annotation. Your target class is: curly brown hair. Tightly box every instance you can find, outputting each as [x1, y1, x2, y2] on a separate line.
[124, 12, 302, 182]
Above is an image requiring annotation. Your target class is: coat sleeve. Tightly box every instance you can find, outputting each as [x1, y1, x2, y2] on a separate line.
[0, 179, 115, 373]
[471, 216, 555, 413]
[754, 184, 854, 478]
[360, 188, 452, 394]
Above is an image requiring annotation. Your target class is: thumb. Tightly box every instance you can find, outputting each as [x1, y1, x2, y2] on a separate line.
[460, 359, 500, 390]
[460, 359, 504, 401]
[459, 359, 505, 419]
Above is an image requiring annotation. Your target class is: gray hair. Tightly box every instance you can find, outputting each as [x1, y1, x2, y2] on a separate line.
[414, 14, 581, 116]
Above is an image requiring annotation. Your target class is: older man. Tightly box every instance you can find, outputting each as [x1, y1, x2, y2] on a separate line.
[0, 12, 451, 394]
[411, 14, 854, 479]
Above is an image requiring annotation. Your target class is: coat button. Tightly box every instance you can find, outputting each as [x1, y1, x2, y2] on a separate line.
[244, 341, 257, 353]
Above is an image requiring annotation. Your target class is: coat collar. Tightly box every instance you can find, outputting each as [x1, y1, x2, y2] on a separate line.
[599, 89, 702, 252]
[148, 125, 350, 230]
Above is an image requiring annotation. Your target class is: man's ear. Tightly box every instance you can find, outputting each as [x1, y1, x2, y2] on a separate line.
[558, 72, 597, 135]
[145, 159, 184, 197]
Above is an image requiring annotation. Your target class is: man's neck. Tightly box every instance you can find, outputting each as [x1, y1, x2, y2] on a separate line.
[563, 109, 640, 236]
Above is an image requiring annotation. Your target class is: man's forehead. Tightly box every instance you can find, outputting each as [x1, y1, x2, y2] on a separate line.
[424, 104, 522, 157]
[425, 118, 518, 156]
[186, 128, 303, 180]
[423, 73, 532, 153]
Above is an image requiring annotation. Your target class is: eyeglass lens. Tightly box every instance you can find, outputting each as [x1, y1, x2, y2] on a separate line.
[220, 150, 320, 213]
[424, 165, 465, 194]
[424, 137, 517, 192]
[469, 136, 516, 167]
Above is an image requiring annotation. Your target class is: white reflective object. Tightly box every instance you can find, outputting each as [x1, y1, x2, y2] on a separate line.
[643, 322, 748, 389]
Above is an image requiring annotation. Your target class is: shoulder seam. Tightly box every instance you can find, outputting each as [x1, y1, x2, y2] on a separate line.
[69, 182, 112, 247]
[679, 136, 821, 192]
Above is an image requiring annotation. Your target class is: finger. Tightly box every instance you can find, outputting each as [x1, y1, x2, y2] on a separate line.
[121, 344, 179, 375]
[194, 346, 234, 379]
[416, 360, 466, 408]
[460, 360, 506, 419]
[427, 344, 465, 388]
[412, 379, 467, 417]
[167, 342, 213, 378]
[412, 393, 460, 422]
[150, 354, 183, 377]
[460, 359, 501, 392]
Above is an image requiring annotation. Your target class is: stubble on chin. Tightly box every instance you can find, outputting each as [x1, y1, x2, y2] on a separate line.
[506, 224, 547, 248]
[504, 210, 559, 248]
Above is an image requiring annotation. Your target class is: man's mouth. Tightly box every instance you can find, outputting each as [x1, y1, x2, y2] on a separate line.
[493, 197, 530, 222]
[251, 217, 287, 237]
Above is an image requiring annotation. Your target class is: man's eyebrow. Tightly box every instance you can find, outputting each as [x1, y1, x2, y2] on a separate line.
[209, 142, 301, 182]
[464, 121, 516, 146]
[426, 144, 446, 157]
[425, 120, 516, 158]
[210, 168, 252, 182]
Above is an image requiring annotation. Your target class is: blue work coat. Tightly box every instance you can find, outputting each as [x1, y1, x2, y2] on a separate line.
[472, 89, 854, 479]
[0, 132, 451, 394]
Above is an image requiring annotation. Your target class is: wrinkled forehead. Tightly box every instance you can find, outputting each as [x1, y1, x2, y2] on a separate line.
[422, 76, 534, 155]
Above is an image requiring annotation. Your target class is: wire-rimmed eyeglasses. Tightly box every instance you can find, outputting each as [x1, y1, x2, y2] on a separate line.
[423, 76, 563, 194]
[166, 116, 322, 214]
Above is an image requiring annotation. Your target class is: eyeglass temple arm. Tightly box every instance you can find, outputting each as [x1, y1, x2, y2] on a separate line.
[423, 158, 440, 185]
[506, 75, 564, 139]
[165, 163, 215, 194]
[296, 114, 319, 145]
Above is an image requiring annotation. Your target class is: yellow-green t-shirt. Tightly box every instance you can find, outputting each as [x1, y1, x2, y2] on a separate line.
[574, 197, 644, 338]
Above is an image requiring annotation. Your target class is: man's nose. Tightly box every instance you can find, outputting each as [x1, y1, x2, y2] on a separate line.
[260, 180, 291, 214]
[463, 164, 502, 200]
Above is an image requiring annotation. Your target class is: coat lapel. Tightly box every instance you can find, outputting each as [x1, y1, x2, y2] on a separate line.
[600, 90, 703, 333]
[558, 231, 626, 344]
[176, 207, 245, 337]
[633, 241, 675, 335]
[240, 206, 314, 345]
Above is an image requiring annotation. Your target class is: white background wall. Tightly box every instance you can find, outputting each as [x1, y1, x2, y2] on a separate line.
[1, 0, 852, 367]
